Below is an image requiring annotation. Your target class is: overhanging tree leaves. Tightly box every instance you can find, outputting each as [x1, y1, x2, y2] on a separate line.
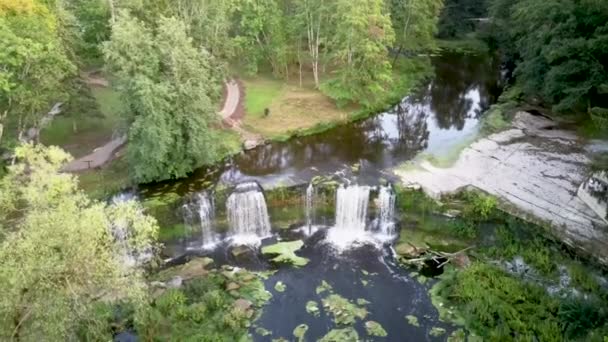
[0, 144, 158, 341]
[104, 13, 221, 183]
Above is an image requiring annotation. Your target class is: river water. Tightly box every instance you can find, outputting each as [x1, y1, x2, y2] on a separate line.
[142, 52, 500, 198]
[146, 52, 501, 341]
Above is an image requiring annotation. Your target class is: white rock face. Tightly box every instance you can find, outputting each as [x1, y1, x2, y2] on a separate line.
[396, 112, 608, 264]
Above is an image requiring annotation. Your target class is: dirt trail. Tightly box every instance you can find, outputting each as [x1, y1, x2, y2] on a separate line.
[220, 79, 263, 149]
[63, 135, 126, 172]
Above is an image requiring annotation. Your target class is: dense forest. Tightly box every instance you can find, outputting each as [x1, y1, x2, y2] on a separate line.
[1, 0, 607, 340]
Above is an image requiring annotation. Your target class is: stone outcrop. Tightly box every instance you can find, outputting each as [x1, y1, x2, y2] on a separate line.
[397, 112, 608, 264]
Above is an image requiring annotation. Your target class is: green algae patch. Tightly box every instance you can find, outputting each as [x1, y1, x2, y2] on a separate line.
[261, 240, 309, 267]
[293, 324, 309, 341]
[255, 327, 272, 336]
[357, 298, 371, 306]
[318, 327, 359, 342]
[405, 315, 420, 327]
[274, 281, 286, 292]
[306, 300, 321, 317]
[322, 294, 368, 325]
[316, 280, 333, 295]
[430, 327, 447, 337]
[365, 321, 388, 337]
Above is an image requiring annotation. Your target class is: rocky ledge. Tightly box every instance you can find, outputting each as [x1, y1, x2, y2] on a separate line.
[397, 112, 608, 265]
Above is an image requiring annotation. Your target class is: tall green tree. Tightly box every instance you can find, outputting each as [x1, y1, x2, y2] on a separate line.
[390, 0, 444, 60]
[321, 0, 395, 108]
[0, 0, 75, 145]
[490, 0, 608, 114]
[0, 144, 158, 341]
[104, 14, 222, 183]
[232, 0, 288, 77]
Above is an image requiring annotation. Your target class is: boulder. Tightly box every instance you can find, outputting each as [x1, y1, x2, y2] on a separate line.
[234, 298, 253, 311]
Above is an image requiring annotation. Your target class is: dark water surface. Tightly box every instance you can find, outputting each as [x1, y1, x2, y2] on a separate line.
[142, 53, 500, 198]
[253, 231, 452, 342]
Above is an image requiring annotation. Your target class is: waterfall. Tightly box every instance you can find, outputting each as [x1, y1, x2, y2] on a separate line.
[327, 184, 372, 249]
[183, 192, 218, 247]
[305, 183, 315, 232]
[227, 182, 272, 245]
[335, 184, 371, 232]
[377, 185, 396, 237]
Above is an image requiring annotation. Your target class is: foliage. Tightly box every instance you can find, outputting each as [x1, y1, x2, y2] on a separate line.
[462, 191, 497, 221]
[489, 0, 608, 115]
[559, 298, 608, 340]
[136, 270, 269, 341]
[438, 0, 488, 38]
[0, 0, 75, 145]
[320, 0, 395, 109]
[434, 262, 563, 340]
[0, 144, 158, 341]
[390, 0, 444, 53]
[104, 13, 222, 183]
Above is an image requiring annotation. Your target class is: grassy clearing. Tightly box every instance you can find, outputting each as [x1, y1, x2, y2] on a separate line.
[242, 74, 352, 139]
[41, 86, 124, 158]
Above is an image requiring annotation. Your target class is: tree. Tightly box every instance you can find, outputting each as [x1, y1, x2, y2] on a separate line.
[294, 0, 333, 88]
[390, 0, 444, 62]
[104, 14, 222, 183]
[232, 0, 288, 77]
[321, 0, 395, 108]
[0, 0, 75, 145]
[438, 0, 488, 38]
[0, 144, 158, 341]
[489, 0, 608, 114]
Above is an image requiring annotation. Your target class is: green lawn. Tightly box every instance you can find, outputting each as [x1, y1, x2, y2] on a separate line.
[40, 86, 124, 158]
[242, 76, 284, 118]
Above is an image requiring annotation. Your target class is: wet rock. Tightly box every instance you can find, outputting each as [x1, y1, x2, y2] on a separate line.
[395, 242, 426, 259]
[405, 315, 420, 327]
[306, 300, 320, 317]
[505, 256, 531, 275]
[234, 298, 253, 311]
[167, 276, 183, 289]
[274, 281, 286, 292]
[230, 245, 259, 264]
[443, 209, 462, 218]
[430, 327, 447, 337]
[255, 327, 272, 337]
[154, 257, 213, 282]
[452, 253, 472, 268]
[397, 112, 608, 265]
[226, 282, 240, 291]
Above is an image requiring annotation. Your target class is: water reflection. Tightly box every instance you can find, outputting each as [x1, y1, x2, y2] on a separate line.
[143, 53, 500, 197]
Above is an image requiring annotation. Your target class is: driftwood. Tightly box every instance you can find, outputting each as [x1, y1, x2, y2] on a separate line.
[400, 244, 475, 268]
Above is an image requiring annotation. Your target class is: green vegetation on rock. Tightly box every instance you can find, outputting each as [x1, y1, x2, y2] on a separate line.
[322, 294, 368, 326]
[406, 315, 421, 327]
[318, 327, 359, 342]
[293, 324, 309, 342]
[365, 321, 388, 337]
[306, 300, 321, 317]
[261, 240, 309, 267]
[430, 327, 446, 337]
[274, 281, 286, 293]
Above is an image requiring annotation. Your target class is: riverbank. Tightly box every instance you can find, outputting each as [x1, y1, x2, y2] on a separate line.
[240, 57, 433, 142]
[396, 111, 608, 265]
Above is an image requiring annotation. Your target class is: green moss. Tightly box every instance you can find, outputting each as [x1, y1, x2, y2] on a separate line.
[318, 327, 359, 342]
[158, 224, 189, 242]
[430, 327, 446, 337]
[255, 327, 272, 337]
[261, 240, 309, 267]
[274, 281, 286, 293]
[322, 294, 368, 326]
[293, 324, 308, 342]
[365, 321, 387, 337]
[316, 280, 333, 295]
[306, 300, 320, 317]
[405, 315, 420, 327]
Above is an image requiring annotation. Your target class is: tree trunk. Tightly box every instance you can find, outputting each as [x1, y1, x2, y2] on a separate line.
[392, 45, 403, 66]
[108, 0, 116, 24]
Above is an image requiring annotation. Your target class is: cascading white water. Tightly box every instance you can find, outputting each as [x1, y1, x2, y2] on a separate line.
[327, 184, 372, 249]
[335, 184, 370, 232]
[196, 193, 217, 246]
[305, 183, 315, 232]
[227, 182, 272, 245]
[377, 185, 396, 237]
